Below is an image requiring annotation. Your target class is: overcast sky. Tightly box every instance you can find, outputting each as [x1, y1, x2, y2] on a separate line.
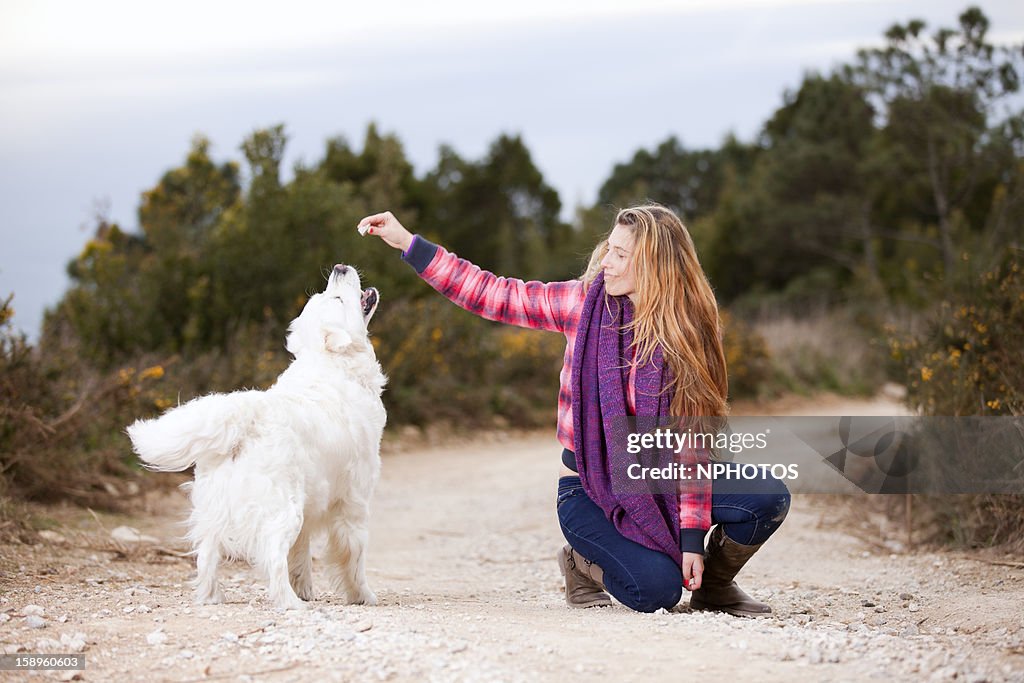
[2, 0, 1022, 340]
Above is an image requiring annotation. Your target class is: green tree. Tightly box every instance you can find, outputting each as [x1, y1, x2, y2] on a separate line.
[138, 135, 240, 350]
[756, 74, 880, 293]
[318, 123, 427, 299]
[596, 136, 727, 223]
[421, 134, 573, 281]
[684, 75, 880, 304]
[847, 6, 1024, 281]
[48, 219, 152, 365]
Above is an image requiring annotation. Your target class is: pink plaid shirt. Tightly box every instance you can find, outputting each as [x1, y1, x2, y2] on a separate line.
[404, 236, 712, 538]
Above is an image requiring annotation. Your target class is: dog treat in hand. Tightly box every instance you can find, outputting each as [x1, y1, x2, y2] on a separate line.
[358, 223, 371, 236]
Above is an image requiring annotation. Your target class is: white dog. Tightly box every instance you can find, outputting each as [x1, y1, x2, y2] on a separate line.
[127, 264, 386, 610]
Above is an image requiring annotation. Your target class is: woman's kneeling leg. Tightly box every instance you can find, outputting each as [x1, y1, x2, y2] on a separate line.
[557, 477, 682, 613]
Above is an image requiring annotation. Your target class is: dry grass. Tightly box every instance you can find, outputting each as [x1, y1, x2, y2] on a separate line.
[822, 493, 1024, 556]
[751, 309, 888, 397]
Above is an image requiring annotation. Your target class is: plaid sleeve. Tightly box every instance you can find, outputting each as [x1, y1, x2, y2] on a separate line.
[678, 446, 713, 555]
[406, 236, 584, 334]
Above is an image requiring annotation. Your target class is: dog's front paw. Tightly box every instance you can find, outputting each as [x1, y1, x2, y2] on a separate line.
[292, 579, 315, 601]
[348, 587, 378, 606]
[276, 598, 310, 612]
[194, 587, 225, 605]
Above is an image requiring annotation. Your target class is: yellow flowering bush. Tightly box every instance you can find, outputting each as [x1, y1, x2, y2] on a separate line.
[890, 261, 1022, 416]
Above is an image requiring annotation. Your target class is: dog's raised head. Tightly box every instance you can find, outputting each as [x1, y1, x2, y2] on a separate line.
[286, 264, 380, 358]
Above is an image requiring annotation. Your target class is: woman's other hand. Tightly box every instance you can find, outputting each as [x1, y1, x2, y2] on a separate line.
[682, 551, 704, 591]
[357, 211, 414, 252]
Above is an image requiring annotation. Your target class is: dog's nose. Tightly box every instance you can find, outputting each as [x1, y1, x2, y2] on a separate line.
[334, 264, 349, 276]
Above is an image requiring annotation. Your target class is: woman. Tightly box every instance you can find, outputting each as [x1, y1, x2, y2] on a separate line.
[357, 204, 790, 615]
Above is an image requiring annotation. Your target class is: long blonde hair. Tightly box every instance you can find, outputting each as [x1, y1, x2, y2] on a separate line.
[582, 204, 728, 419]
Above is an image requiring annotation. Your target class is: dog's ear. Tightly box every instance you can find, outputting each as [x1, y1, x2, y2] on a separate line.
[286, 317, 316, 358]
[361, 287, 379, 325]
[324, 326, 354, 353]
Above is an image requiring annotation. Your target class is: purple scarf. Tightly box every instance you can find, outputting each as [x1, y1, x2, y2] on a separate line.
[570, 271, 681, 565]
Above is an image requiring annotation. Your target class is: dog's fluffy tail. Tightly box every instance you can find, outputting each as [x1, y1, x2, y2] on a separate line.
[126, 391, 263, 472]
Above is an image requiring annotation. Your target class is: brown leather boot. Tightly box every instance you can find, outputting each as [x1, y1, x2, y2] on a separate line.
[557, 544, 612, 608]
[688, 525, 772, 617]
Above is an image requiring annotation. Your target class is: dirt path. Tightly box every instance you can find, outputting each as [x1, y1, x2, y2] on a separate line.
[2, 392, 1023, 682]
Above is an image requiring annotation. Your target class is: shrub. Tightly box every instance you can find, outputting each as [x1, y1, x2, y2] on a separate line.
[721, 311, 773, 400]
[370, 299, 563, 428]
[748, 308, 888, 399]
[886, 258, 1023, 550]
[1, 294, 149, 509]
[889, 260, 1023, 416]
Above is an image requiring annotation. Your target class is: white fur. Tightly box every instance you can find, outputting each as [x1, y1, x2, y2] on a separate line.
[126, 266, 386, 610]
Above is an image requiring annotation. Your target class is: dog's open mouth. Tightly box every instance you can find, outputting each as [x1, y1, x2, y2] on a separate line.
[361, 288, 378, 316]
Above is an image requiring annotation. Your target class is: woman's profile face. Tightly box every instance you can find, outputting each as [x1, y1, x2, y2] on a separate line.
[601, 224, 637, 301]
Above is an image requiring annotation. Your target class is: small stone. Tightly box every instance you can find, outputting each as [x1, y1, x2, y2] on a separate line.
[861, 599, 876, 608]
[110, 526, 158, 544]
[930, 666, 958, 682]
[38, 530, 67, 544]
[146, 629, 168, 646]
[21, 605, 45, 617]
[36, 637, 62, 651]
[26, 615, 47, 629]
[61, 632, 87, 653]
[899, 592, 914, 601]
[355, 621, 373, 632]
[0, 613, 10, 623]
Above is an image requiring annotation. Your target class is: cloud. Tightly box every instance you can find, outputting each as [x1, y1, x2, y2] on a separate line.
[0, 0, 881, 68]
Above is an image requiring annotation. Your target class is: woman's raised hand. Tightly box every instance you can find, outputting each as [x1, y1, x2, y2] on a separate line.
[357, 211, 414, 252]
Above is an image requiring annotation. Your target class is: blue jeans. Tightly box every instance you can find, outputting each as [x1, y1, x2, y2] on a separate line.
[556, 469, 790, 613]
